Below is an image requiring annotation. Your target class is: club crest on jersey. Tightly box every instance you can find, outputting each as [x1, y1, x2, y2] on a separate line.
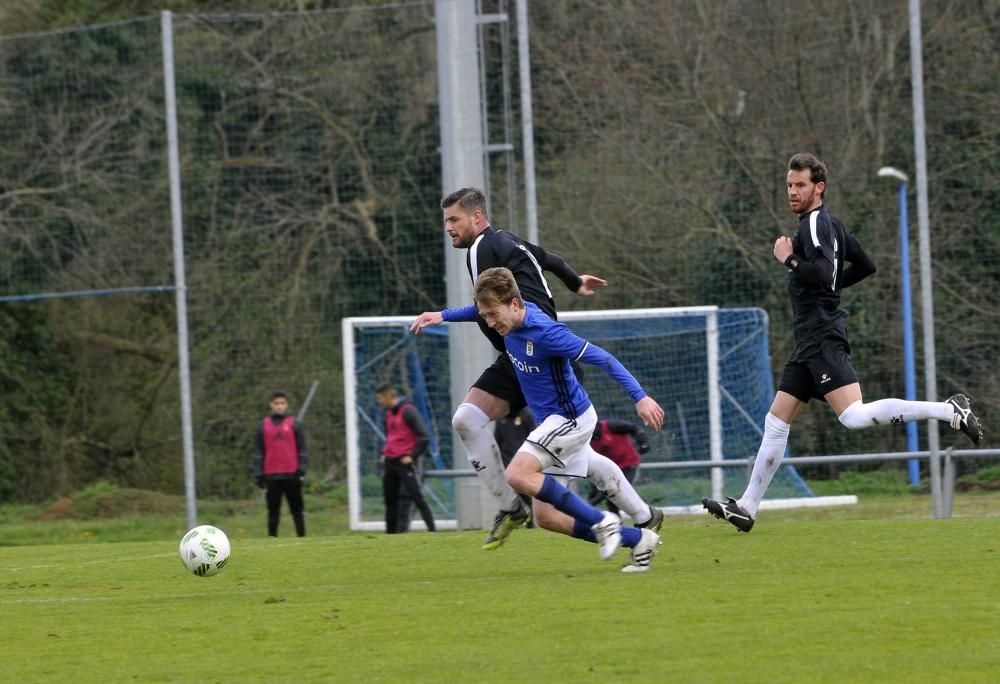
[526, 340, 534, 356]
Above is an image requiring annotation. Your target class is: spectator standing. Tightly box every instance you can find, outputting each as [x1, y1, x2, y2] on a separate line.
[253, 390, 307, 537]
[375, 383, 437, 534]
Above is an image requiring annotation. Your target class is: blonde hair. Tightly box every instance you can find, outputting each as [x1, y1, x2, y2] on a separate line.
[474, 267, 522, 308]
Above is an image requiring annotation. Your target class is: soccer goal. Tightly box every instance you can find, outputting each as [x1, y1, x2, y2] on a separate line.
[343, 306, 825, 532]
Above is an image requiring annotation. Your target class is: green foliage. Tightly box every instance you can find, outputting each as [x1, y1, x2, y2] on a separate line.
[970, 465, 1000, 483]
[806, 469, 916, 496]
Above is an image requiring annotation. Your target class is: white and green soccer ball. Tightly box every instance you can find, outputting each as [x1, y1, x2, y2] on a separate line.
[179, 525, 231, 577]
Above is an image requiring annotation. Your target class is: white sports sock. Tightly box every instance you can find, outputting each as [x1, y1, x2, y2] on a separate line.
[452, 403, 522, 511]
[587, 450, 651, 525]
[738, 412, 790, 517]
[838, 398, 952, 430]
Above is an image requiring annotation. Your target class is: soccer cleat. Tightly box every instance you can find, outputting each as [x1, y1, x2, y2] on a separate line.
[621, 528, 661, 573]
[701, 497, 755, 533]
[481, 504, 532, 550]
[946, 394, 984, 445]
[637, 506, 664, 534]
[592, 511, 622, 560]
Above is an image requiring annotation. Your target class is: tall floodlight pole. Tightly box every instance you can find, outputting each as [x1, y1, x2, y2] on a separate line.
[515, 0, 538, 245]
[908, 0, 943, 517]
[877, 167, 920, 487]
[436, 0, 494, 529]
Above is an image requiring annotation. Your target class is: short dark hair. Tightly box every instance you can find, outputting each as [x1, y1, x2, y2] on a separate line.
[788, 152, 828, 197]
[474, 267, 522, 307]
[269, 390, 288, 401]
[374, 382, 396, 395]
[440, 187, 488, 217]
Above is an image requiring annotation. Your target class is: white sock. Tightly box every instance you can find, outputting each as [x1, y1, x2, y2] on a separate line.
[587, 450, 651, 525]
[738, 412, 790, 517]
[452, 403, 522, 511]
[838, 398, 952, 429]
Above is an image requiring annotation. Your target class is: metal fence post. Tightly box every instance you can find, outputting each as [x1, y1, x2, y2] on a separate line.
[161, 10, 197, 529]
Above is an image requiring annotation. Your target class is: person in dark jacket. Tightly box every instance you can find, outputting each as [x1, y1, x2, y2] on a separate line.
[375, 383, 436, 534]
[253, 390, 307, 537]
[494, 407, 536, 526]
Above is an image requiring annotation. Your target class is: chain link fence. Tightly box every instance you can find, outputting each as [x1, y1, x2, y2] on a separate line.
[0, 1, 996, 503]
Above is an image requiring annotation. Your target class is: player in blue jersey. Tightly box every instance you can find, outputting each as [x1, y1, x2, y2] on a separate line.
[702, 153, 984, 533]
[423, 266, 665, 571]
[410, 188, 662, 551]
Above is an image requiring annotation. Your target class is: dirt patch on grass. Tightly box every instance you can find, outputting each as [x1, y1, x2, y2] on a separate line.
[35, 488, 185, 520]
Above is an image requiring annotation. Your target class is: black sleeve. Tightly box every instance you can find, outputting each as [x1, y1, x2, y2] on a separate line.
[519, 238, 583, 293]
[253, 422, 265, 477]
[401, 406, 430, 457]
[841, 233, 877, 289]
[293, 418, 308, 473]
[787, 253, 834, 289]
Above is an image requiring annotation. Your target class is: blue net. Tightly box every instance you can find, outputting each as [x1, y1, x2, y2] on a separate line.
[349, 308, 813, 524]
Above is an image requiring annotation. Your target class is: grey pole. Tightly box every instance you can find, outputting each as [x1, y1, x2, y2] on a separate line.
[161, 10, 198, 529]
[908, 0, 943, 517]
[515, 0, 538, 245]
[436, 0, 495, 528]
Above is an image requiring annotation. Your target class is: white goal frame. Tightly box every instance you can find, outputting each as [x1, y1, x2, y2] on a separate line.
[342, 306, 725, 532]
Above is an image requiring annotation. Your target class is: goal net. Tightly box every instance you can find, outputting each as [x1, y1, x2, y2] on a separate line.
[343, 306, 816, 531]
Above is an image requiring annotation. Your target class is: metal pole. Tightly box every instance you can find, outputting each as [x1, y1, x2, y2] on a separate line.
[515, 0, 538, 245]
[898, 182, 921, 485]
[908, 0, 943, 517]
[298, 380, 320, 421]
[706, 309, 723, 500]
[436, 0, 494, 528]
[161, 10, 197, 529]
[342, 318, 362, 531]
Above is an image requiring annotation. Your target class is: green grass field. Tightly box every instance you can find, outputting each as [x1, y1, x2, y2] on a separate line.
[3, 496, 1000, 682]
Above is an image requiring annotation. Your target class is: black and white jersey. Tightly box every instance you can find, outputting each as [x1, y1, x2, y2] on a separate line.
[787, 206, 874, 360]
[466, 226, 583, 352]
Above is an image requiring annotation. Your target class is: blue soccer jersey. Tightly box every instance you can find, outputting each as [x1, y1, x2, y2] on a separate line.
[442, 302, 648, 421]
[502, 303, 646, 422]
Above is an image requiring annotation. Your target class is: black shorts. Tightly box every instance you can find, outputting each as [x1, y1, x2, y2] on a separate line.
[778, 337, 858, 403]
[472, 354, 528, 416]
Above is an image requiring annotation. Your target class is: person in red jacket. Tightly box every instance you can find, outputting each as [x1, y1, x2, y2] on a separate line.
[375, 383, 437, 534]
[253, 390, 307, 537]
[588, 418, 650, 516]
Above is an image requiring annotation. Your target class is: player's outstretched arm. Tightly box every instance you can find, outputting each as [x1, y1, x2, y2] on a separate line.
[635, 396, 664, 431]
[409, 311, 444, 334]
[576, 274, 608, 296]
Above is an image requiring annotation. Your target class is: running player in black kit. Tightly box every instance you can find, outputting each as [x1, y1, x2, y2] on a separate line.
[410, 188, 663, 548]
[702, 153, 984, 533]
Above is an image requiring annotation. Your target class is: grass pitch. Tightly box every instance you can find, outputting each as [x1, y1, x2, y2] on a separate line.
[3, 515, 999, 683]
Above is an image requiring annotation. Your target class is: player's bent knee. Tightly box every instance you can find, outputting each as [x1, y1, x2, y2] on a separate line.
[838, 400, 868, 430]
[504, 469, 528, 494]
[452, 402, 489, 438]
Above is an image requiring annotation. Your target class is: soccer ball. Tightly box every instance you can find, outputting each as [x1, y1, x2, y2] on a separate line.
[179, 525, 231, 577]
